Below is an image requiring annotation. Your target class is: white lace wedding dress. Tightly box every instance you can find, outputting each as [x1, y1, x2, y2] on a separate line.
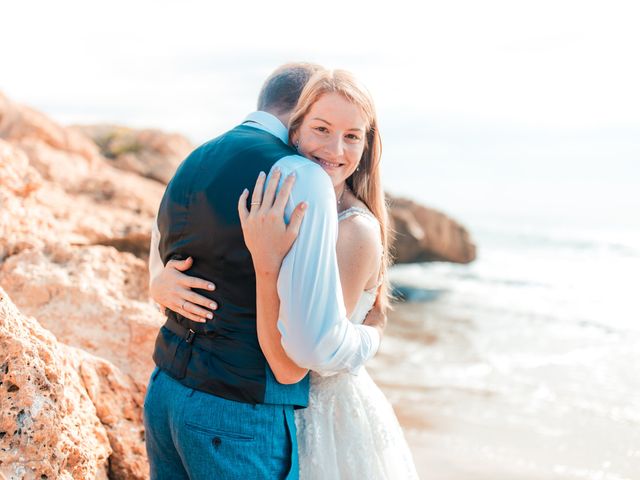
[295, 207, 419, 480]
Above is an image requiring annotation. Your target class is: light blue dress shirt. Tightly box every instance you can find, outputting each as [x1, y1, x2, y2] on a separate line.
[150, 111, 380, 376]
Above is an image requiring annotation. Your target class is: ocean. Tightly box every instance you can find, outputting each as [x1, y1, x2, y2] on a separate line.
[369, 215, 640, 479]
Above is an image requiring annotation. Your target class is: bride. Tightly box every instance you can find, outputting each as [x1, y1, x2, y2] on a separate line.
[152, 69, 418, 479]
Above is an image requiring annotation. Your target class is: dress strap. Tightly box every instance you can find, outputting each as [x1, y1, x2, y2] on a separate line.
[338, 206, 378, 223]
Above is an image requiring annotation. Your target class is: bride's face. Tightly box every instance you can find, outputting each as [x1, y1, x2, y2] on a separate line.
[293, 92, 367, 188]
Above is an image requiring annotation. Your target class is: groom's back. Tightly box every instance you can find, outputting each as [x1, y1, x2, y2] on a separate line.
[158, 125, 291, 311]
[153, 124, 307, 405]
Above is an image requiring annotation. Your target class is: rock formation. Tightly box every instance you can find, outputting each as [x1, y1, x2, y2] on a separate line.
[0, 244, 163, 387]
[0, 288, 147, 480]
[1, 93, 159, 478]
[77, 124, 192, 184]
[389, 196, 476, 264]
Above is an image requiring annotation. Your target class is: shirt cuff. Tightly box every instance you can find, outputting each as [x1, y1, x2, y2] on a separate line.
[360, 324, 381, 359]
[347, 325, 381, 376]
[312, 324, 382, 378]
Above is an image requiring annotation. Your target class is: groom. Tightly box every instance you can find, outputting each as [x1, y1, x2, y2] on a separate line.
[144, 63, 386, 479]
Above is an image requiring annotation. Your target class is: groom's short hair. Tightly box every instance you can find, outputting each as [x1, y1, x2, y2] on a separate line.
[257, 62, 324, 116]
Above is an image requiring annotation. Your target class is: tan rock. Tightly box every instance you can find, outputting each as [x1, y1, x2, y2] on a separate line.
[0, 245, 163, 387]
[0, 140, 58, 261]
[77, 353, 148, 479]
[16, 137, 93, 189]
[77, 124, 192, 184]
[72, 163, 164, 218]
[0, 287, 111, 480]
[0, 139, 42, 197]
[0, 92, 99, 165]
[0, 288, 149, 479]
[49, 163, 163, 258]
[389, 195, 476, 264]
[0, 104, 164, 261]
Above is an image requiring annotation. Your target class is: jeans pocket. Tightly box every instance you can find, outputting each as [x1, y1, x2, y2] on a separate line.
[184, 422, 255, 442]
[182, 389, 259, 443]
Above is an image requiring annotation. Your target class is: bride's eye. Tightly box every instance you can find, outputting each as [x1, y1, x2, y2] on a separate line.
[346, 133, 361, 141]
[314, 126, 329, 133]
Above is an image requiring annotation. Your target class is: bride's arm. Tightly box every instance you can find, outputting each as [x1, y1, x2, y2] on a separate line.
[238, 169, 309, 384]
[335, 212, 388, 341]
[149, 217, 218, 323]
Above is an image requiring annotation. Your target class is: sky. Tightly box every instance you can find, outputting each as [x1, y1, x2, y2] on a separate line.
[2, 0, 639, 231]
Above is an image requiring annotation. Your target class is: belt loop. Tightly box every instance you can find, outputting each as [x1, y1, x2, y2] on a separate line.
[185, 328, 196, 344]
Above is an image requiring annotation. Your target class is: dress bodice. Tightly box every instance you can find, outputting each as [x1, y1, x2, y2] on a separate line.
[349, 289, 378, 325]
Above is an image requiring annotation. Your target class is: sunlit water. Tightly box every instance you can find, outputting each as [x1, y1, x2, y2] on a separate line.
[369, 221, 640, 479]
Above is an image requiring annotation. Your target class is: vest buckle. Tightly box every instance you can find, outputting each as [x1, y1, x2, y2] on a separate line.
[185, 328, 196, 344]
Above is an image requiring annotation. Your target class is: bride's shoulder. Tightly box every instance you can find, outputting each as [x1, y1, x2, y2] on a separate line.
[336, 215, 382, 285]
[338, 189, 381, 239]
[337, 207, 382, 256]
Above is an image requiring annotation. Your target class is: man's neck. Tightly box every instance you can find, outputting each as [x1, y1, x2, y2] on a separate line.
[266, 110, 291, 129]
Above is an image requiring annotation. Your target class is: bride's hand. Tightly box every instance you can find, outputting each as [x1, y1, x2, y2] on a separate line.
[238, 168, 307, 274]
[363, 301, 388, 341]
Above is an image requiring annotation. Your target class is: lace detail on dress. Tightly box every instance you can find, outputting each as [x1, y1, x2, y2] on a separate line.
[295, 367, 419, 480]
[338, 206, 379, 223]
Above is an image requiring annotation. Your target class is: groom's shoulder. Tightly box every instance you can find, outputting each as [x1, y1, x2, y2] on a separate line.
[189, 126, 245, 155]
[193, 125, 294, 158]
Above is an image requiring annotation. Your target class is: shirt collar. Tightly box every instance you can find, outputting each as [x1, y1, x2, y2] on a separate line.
[241, 111, 289, 144]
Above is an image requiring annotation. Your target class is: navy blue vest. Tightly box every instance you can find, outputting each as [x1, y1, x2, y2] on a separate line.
[152, 124, 309, 407]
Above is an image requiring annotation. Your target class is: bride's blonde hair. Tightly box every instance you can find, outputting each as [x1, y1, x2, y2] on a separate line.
[288, 70, 393, 311]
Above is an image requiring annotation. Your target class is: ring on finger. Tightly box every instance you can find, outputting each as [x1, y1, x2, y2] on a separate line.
[250, 201, 261, 206]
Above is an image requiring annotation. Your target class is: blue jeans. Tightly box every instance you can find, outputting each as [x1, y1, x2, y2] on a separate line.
[143, 367, 298, 479]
